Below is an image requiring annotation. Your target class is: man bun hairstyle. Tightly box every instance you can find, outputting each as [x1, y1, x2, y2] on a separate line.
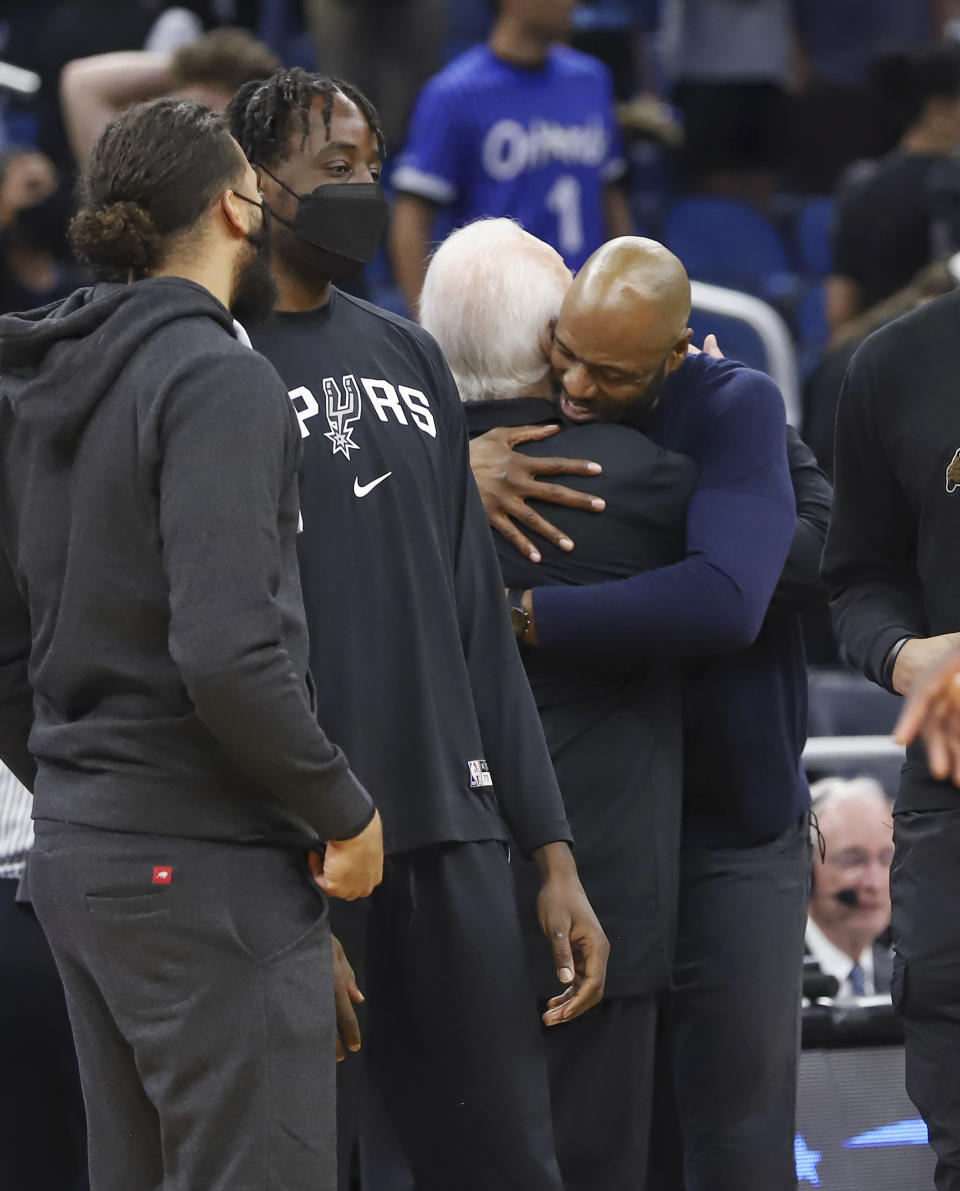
[70, 97, 245, 281]
[69, 201, 161, 278]
[226, 67, 385, 168]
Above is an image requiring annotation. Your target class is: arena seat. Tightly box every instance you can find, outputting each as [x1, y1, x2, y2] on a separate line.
[805, 667, 905, 792]
[665, 196, 795, 304]
[795, 197, 835, 277]
[689, 281, 801, 424]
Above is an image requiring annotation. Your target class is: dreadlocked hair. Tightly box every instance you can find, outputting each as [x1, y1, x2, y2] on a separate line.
[226, 67, 385, 168]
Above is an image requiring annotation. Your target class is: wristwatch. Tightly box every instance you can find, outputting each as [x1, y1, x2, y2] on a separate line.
[507, 588, 530, 640]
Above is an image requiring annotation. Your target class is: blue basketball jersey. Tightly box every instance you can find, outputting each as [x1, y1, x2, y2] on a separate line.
[393, 45, 626, 272]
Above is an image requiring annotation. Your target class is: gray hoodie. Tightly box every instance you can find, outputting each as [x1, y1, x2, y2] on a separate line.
[0, 276, 373, 845]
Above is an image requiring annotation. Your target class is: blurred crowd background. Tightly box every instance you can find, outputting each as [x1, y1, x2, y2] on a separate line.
[1, 0, 957, 779]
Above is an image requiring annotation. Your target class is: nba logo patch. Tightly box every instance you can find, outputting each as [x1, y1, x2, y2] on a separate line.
[152, 866, 173, 885]
[468, 759, 493, 789]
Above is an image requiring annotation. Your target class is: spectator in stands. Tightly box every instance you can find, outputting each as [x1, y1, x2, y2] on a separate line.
[663, 0, 796, 207]
[60, 27, 280, 164]
[807, 776, 895, 1001]
[803, 257, 957, 479]
[390, 0, 632, 311]
[827, 42, 960, 335]
[789, 0, 938, 193]
[569, 0, 663, 101]
[304, 0, 447, 153]
[0, 147, 82, 315]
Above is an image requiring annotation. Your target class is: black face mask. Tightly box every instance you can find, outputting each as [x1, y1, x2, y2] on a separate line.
[258, 165, 389, 281]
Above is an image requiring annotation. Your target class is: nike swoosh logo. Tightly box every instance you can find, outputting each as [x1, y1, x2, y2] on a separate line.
[353, 471, 392, 498]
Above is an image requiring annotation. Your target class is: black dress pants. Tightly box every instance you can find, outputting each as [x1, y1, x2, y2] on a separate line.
[544, 992, 658, 1191]
[646, 817, 810, 1191]
[0, 875, 88, 1190]
[29, 822, 337, 1191]
[332, 840, 564, 1191]
[891, 808, 960, 1191]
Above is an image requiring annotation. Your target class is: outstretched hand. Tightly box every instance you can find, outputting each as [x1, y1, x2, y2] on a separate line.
[687, 334, 723, 358]
[469, 424, 605, 562]
[895, 643, 960, 784]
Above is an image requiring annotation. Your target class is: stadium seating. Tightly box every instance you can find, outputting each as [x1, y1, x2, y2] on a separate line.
[664, 196, 796, 306]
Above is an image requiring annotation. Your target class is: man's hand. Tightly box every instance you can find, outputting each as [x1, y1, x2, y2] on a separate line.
[533, 842, 609, 1026]
[686, 334, 723, 359]
[331, 934, 364, 1061]
[891, 634, 960, 698]
[309, 810, 384, 901]
[469, 424, 605, 562]
[895, 643, 960, 783]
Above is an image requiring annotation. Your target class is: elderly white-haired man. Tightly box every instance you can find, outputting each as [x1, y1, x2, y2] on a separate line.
[422, 216, 699, 1191]
[807, 776, 895, 1000]
[420, 217, 572, 402]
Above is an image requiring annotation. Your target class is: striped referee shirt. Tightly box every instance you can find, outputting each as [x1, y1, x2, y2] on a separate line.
[0, 761, 32, 880]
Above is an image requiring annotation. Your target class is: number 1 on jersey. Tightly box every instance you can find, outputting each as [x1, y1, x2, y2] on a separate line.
[546, 174, 584, 258]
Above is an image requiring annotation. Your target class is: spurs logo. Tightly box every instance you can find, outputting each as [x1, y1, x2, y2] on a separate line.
[323, 374, 363, 459]
[947, 449, 960, 493]
[286, 375, 436, 458]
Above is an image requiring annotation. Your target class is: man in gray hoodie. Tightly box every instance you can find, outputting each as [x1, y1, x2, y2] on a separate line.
[0, 98, 383, 1191]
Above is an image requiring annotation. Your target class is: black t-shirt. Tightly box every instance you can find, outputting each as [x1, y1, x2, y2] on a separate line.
[249, 291, 571, 856]
[832, 152, 960, 309]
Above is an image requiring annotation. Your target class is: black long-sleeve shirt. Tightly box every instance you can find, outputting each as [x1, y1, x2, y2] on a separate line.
[467, 396, 696, 998]
[823, 290, 960, 812]
[0, 278, 374, 844]
[249, 291, 571, 856]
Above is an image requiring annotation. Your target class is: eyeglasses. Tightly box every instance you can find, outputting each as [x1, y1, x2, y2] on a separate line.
[824, 847, 895, 871]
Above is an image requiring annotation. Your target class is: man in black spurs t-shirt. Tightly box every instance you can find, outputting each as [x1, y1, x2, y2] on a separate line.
[226, 69, 608, 1191]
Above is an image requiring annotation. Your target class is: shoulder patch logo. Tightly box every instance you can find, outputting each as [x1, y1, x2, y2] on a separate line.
[947, 449, 960, 493]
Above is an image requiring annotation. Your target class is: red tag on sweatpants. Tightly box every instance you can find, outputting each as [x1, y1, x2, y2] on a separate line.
[152, 866, 173, 884]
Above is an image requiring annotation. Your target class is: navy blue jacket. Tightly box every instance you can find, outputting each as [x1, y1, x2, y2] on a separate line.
[529, 355, 818, 844]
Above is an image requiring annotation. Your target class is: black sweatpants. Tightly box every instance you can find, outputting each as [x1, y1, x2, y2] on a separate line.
[891, 808, 960, 1191]
[28, 821, 337, 1191]
[646, 817, 810, 1191]
[544, 992, 658, 1191]
[332, 840, 564, 1191]
[0, 876, 88, 1190]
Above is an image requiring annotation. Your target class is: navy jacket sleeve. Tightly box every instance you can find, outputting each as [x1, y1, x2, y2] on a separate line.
[774, 425, 832, 611]
[822, 339, 927, 686]
[531, 367, 797, 660]
[429, 349, 572, 856]
[0, 537, 35, 791]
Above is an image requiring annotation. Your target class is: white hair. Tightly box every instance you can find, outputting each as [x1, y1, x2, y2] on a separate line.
[810, 775, 892, 818]
[419, 218, 572, 403]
